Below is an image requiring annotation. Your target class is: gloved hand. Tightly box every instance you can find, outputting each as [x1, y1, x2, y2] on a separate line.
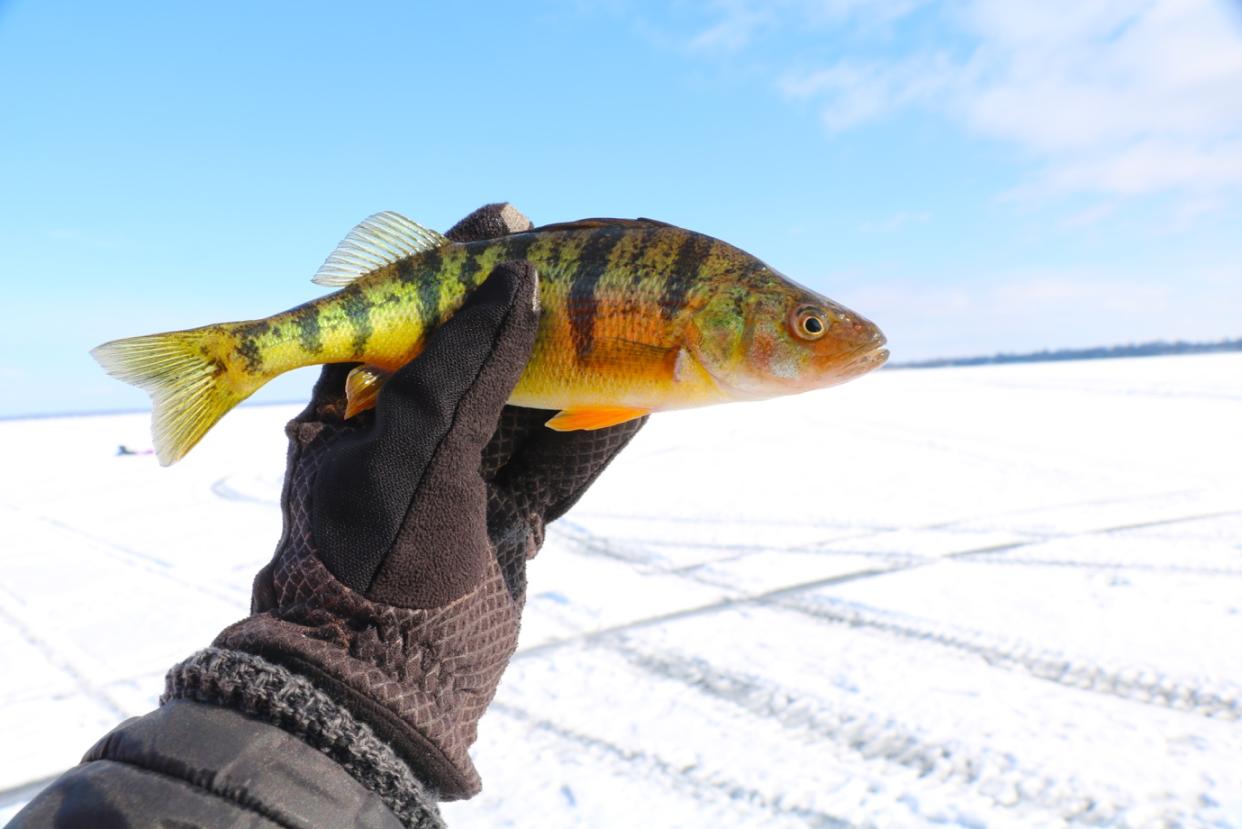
[170, 205, 646, 805]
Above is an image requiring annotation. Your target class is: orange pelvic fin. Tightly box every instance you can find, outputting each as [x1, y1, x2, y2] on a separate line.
[544, 406, 651, 431]
[344, 364, 393, 418]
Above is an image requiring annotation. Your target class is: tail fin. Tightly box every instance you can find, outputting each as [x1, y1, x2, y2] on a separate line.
[91, 328, 263, 465]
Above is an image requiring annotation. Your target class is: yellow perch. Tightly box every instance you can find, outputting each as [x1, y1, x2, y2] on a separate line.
[92, 212, 888, 465]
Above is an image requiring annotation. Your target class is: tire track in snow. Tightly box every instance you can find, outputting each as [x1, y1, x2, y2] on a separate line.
[561, 501, 1242, 579]
[513, 562, 909, 662]
[551, 520, 661, 566]
[766, 592, 1242, 721]
[606, 640, 1134, 827]
[491, 702, 856, 829]
[572, 489, 1221, 549]
[0, 587, 129, 719]
[796, 508, 1242, 566]
[963, 553, 1242, 578]
[550, 521, 1242, 720]
[1, 504, 239, 606]
[210, 476, 279, 507]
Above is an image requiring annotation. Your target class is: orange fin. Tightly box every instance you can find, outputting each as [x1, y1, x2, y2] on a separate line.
[344, 364, 393, 418]
[544, 406, 651, 431]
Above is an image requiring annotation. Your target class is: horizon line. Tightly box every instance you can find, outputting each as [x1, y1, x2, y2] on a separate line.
[6, 336, 1240, 423]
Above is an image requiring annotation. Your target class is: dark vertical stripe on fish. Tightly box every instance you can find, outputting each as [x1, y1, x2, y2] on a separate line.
[235, 337, 263, 373]
[291, 304, 323, 354]
[395, 258, 419, 285]
[661, 231, 710, 320]
[340, 286, 373, 357]
[568, 226, 623, 365]
[417, 249, 442, 328]
[233, 320, 271, 341]
[625, 227, 655, 293]
[231, 320, 270, 374]
[501, 233, 537, 266]
[458, 247, 483, 291]
[541, 229, 572, 283]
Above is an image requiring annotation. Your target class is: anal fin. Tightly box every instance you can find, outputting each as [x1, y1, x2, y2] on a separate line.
[344, 364, 393, 418]
[545, 406, 651, 431]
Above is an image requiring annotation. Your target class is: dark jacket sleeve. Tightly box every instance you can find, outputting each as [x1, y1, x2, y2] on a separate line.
[7, 700, 409, 829]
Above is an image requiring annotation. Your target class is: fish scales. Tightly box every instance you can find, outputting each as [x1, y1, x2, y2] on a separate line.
[91, 212, 887, 464]
[517, 225, 689, 408]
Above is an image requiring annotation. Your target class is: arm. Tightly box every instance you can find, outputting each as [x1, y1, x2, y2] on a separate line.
[7, 204, 646, 828]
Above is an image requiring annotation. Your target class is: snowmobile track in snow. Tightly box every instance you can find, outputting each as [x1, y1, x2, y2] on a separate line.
[0, 587, 129, 719]
[550, 522, 1242, 721]
[961, 553, 1242, 578]
[765, 592, 1242, 721]
[606, 639, 1140, 826]
[491, 701, 856, 828]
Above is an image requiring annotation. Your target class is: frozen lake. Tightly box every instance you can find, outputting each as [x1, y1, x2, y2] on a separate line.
[2, 353, 1241, 827]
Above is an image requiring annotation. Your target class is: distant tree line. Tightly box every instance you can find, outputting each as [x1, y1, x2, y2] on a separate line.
[888, 337, 1242, 369]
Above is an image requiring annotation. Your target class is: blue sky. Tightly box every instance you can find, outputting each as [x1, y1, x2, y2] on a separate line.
[2, 0, 1240, 417]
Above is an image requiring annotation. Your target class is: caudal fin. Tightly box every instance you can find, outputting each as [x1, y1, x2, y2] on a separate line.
[91, 328, 261, 465]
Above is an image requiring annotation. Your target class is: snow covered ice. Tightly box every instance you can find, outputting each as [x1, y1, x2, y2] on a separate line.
[2, 353, 1241, 827]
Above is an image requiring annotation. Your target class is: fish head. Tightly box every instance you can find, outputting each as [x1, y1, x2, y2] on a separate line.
[689, 266, 888, 400]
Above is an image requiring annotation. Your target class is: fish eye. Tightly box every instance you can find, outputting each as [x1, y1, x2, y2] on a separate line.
[791, 306, 828, 340]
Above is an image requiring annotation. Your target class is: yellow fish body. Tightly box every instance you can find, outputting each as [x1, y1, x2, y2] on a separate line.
[92, 212, 888, 464]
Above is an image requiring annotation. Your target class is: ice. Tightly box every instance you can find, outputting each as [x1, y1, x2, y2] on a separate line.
[2, 352, 1241, 827]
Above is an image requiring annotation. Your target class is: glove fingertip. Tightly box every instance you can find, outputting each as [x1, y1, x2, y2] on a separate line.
[445, 203, 534, 243]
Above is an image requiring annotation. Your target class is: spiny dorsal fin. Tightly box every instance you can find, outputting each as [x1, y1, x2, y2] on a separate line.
[312, 211, 449, 287]
[534, 217, 676, 234]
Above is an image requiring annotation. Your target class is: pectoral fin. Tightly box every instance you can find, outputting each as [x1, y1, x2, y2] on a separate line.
[344, 364, 393, 418]
[544, 406, 651, 431]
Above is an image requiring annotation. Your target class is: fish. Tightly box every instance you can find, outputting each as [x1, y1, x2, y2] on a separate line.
[92, 212, 888, 465]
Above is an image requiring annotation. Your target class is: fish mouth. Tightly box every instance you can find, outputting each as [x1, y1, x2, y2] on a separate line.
[836, 344, 889, 378]
[857, 345, 889, 368]
[848, 325, 888, 368]
[794, 342, 887, 392]
[817, 330, 889, 376]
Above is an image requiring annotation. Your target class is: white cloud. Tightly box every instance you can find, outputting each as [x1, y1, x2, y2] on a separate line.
[1023, 138, 1242, 198]
[766, 0, 1242, 202]
[687, 0, 773, 51]
[958, 0, 1242, 199]
[779, 52, 954, 132]
[687, 0, 926, 51]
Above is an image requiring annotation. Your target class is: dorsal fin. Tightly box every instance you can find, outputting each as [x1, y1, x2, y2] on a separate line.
[534, 217, 676, 234]
[312, 211, 449, 287]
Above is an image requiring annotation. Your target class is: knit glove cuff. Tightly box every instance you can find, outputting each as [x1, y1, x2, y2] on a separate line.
[164, 647, 446, 829]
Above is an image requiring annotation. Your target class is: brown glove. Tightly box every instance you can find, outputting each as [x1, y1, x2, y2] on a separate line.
[204, 204, 645, 801]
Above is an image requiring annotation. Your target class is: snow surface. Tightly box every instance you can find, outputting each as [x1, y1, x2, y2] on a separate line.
[2, 353, 1241, 827]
